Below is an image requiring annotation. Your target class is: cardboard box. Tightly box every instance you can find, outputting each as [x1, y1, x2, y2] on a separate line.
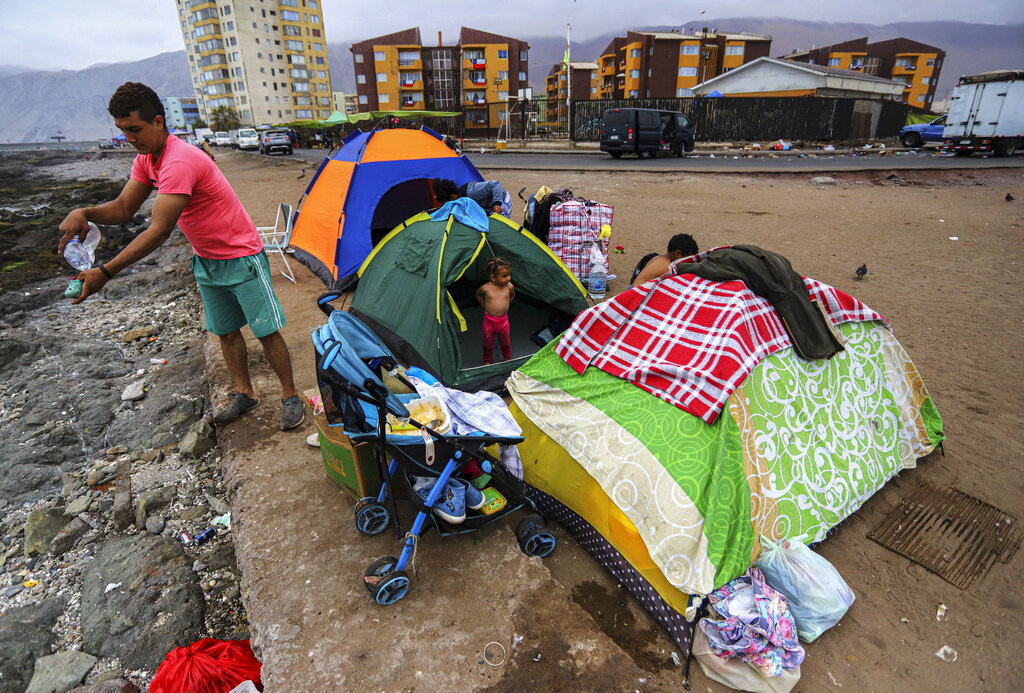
[306, 388, 382, 500]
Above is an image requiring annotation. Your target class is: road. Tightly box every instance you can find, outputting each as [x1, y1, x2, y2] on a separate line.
[286, 145, 1024, 172]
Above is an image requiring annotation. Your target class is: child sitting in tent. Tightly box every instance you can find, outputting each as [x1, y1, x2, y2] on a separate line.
[475, 257, 516, 365]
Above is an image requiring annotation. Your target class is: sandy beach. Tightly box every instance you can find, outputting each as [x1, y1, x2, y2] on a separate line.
[2, 146, 1022, 691]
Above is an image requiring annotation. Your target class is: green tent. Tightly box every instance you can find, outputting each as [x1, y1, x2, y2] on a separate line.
[319, 110, 349, 125]
[349, 210, 590, 391]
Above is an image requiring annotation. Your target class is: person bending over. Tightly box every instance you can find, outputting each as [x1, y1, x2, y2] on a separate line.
[58, 81, 304, 430]
[475, 257, 515, 365]
[433, 177, 512, 216]
[630, 233, 699, 286]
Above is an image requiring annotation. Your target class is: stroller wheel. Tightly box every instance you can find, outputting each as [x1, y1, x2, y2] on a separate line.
[516, 515, 556, 558]
[354, 500, 390, 536]
[363, 556, 399, 593]
[374, 571, 411, 605]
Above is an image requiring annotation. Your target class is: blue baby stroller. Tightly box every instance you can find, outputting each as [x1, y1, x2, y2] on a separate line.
[312, 292, 556, 605]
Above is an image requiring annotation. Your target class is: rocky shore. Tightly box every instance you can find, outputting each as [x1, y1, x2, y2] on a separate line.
[1, 151, 250, 691]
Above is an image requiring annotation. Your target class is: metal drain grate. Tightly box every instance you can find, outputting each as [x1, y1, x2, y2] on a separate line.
[868, 481, 1022, 590]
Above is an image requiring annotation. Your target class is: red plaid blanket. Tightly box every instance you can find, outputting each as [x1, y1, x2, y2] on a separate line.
[548, 200, 613, 281]
[554, 250, 887, 424]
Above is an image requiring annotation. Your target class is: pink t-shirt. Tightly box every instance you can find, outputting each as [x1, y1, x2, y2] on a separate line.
[130, 134, 262, 259]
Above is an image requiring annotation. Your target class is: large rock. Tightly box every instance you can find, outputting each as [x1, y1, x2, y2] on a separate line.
[69, 680, 140, 693]
[80, 534, 204, 670]
[179, 419, 216, 458]
[24, 506, 67, 557]
[50, 516, 90, 556]
[25, 650, 97, 693]
[0, 598, 65, 693]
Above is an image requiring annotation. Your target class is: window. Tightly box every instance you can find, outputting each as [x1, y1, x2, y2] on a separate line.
[629, 69, 639, 78]
[398, 50, 418, 66]
[519, 71, 527, 81]
[678, 66, 697, 77]
[315, 57, 324, 65]
[225, 21, 234, 30]
[465, 49, 484, 61]
[828, 57, 841, 67]
[356, 74, 366, 84]
[377, 72, 387, 82]
[497, 49, 508, 59]
[895, 57, 916, 69]
[354, 53, 364, 63]
[498, 70, 508, 80]
[359, 94, 368, 104]
[681, 44, 699, 55]
[379, 93, 389, 103]
[320, 97, 331, 106]
[926, 58, 936, 67]
[630, 48, 640, 58]
[676, 87, 688, 97]
[498, 90, 508, 100]
[628, 90, 638, 97]
[470, 70, 486, 83]
[285, 40, 303, 50]
[296, 109, 312, 118]
[314, 43, 323, 51]
[591, 86, 597, 94]
[922, 77, 931, 85]
[280, 10, 299, 21]
[317, 70, 326, 78]
[401, 72, 421, 84]
[374, 50, 385, 61]
[519, 51, 527, 60]
[280, 0, 298, 6]
[309, 0, 318, 8]
[725, 45, 744, 56]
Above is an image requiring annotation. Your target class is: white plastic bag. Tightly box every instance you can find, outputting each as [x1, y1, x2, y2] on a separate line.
[754, 537, 855, 642]
[693, 629, 801, 693]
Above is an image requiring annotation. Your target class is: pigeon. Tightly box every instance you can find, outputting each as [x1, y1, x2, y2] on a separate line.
[297, 169, 306, 180]
[855, 264, 867, 279]
[1008, 193, 1015, 202]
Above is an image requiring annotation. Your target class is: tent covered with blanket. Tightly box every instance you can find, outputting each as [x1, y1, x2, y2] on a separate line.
[506, 247, 944, 654]
[289, 126, 483, 286]
[347, 202, 591, 392]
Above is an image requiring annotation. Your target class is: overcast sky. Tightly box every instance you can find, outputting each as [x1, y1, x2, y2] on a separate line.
[2, 0, 1021, 72]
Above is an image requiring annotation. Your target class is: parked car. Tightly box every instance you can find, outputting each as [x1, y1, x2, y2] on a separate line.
[258, 129, 293, 155]
[600, 108, 695, 158]
[97, 138, 115, 150]
[214, 131, 231, 146]
[899, 114, 946, 148]
[235, 128, 259, 151]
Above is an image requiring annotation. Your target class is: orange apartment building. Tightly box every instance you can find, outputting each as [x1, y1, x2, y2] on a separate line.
[783, 37, 945, 108]
[350, 27, 528, 133]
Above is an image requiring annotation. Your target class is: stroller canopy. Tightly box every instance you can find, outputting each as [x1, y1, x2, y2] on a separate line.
[289, 126, 483, 286]
[350, 211, 589, 392]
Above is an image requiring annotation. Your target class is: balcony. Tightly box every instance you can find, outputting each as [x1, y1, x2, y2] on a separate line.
[471, 59, 486, 69]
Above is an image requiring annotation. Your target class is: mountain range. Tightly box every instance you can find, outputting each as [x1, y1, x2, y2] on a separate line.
[1, 19, 1020, 143]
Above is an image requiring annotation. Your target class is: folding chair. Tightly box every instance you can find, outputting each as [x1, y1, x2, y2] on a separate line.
[257, 202, 296, 283]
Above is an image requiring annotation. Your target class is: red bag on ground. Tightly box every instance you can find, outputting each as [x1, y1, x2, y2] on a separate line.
[150, 638, 262, 693]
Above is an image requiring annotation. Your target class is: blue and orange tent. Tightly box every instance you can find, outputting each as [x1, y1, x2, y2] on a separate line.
[290, 126, 483, 286]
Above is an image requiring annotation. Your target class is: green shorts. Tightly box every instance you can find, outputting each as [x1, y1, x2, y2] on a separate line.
[191, 251, 286, 339]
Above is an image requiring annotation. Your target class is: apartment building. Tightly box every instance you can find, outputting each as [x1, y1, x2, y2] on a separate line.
[783, 37, 945, 108]
[161, 96, 201, 129]
[331, 91, 358, 114]
[554, 29, 771, 108]
[545, 62, 596, 127]
[350, 27, 529, 132]
[174, 0, 334, 127]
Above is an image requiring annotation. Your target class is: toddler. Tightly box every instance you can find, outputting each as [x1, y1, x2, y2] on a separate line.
[475, 257, 515, 364]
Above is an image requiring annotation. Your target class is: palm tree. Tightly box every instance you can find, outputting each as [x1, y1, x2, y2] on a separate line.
[210, 107, 241, 132]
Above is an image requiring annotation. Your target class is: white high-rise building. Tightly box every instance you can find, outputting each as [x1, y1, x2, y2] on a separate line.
[174, 0, 333, 127]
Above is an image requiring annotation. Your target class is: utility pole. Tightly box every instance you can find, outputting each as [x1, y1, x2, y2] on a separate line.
[565, 23, 571, 134]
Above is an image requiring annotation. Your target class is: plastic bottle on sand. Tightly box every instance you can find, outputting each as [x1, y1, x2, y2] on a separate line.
[62, 222, 101, 271]
[587, 245, 607, 301]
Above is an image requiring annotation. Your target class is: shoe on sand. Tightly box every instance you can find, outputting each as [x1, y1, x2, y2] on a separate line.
[213, 392, 259, 424]
[281, 396, 305, 430]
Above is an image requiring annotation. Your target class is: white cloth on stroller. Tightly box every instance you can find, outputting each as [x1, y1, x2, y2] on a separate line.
[407, 375, 523, 479]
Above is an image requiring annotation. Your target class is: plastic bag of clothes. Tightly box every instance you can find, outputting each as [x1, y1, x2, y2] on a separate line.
[149, 638, 262, 693]
[698, 567, 804, 678]
[755, 537, 855, 642]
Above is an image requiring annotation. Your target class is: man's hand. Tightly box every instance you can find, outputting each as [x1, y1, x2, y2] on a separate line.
[70, 267, 109, 305]
[58, 209, 91, 254]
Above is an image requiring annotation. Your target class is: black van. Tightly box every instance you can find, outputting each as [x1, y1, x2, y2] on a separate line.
[600, 108, 695, 158]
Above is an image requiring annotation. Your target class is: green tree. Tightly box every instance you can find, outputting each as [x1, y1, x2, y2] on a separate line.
[191, 118, 207, 130]
[209, 107, 241, 132]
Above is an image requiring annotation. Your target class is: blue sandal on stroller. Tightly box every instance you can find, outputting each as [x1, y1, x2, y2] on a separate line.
[312, 293, 556, 605]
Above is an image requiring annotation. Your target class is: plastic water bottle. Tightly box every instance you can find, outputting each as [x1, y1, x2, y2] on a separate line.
[588, 250, 607, 301]
[62, 222, 101, 271]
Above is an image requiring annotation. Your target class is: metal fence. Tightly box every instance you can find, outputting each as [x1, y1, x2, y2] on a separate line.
[567, 97, 913, 143]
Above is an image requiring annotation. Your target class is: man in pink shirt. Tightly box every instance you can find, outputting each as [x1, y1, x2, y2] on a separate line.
[58, 82, 303, 430]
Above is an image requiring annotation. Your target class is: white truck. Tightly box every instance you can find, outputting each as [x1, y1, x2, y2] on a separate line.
[194, 127, 214, 144]
[942, 70, 1023, 157]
